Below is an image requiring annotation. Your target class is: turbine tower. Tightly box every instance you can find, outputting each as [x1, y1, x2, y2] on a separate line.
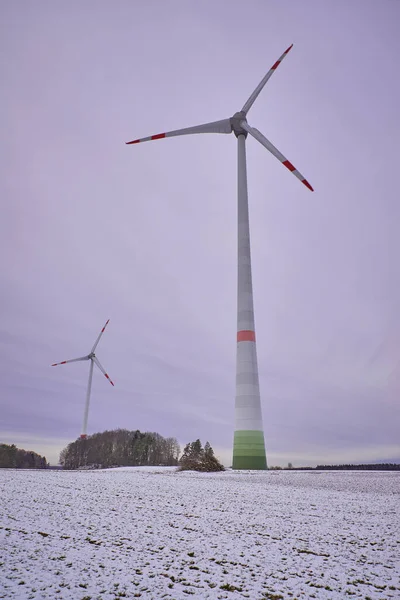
[126, 45, 313, 469]
[51, 320, 114, 439]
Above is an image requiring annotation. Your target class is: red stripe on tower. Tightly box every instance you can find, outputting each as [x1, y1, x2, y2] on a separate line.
[237, 330, 256, 342]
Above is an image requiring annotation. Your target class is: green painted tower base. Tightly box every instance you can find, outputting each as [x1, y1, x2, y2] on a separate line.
[232, 430, 267, 470]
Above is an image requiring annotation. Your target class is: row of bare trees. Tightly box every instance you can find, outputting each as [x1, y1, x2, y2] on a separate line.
[59, 429, 180, 470]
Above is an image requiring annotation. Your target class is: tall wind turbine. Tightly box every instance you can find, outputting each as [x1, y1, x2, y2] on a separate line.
[126, 45, 313, 469]
[52, 320, 114, 439]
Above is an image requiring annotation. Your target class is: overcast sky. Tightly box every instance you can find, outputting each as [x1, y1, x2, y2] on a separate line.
[1, 0, 399, 466]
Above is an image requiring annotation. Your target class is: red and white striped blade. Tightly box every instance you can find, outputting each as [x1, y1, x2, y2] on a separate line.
[126, 118, 232, 145]
[51, 355, 89, 366]
[91, 319, 110, 353]
[93, 356, 114, 386]
[242, 122, 314, 191]
[241, 44, 293, 115]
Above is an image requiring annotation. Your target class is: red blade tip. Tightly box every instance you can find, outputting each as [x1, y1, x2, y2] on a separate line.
[303, 180, 314, 192]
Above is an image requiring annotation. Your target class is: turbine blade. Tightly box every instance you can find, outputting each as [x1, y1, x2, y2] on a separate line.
[241, 44, 293, 115]
[93, 356, 114, 386]
[51, 355, 89, 366]
[242, 122, 313, 191]
[126, 118, 232, 145]
[91, 319, 110, 353]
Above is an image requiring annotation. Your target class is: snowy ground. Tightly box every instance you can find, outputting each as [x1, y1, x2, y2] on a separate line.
[1, 468, 399, 599]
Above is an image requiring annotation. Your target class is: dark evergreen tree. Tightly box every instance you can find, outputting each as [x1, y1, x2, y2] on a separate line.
[203, 441, 225, 472]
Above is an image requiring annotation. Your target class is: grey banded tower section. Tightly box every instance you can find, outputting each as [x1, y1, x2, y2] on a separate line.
[126, 44, 314, 471]
[233, 134, 267, 470]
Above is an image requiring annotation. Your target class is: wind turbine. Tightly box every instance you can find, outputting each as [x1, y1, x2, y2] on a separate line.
[126, 45, 313, 470]
[52, 320, 114, 439]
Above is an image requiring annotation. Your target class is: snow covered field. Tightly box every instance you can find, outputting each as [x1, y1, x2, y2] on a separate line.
[1, 468, 399, 599]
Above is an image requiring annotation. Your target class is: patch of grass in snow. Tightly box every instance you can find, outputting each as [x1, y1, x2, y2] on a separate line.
[348, 578, 370, 586]
[262, 594, 284, 600]
[296, 548, 330, 557]
[37, 531, 49, 537]
[220, 583, 243, 592]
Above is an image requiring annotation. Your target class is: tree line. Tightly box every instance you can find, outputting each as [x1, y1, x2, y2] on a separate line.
[315, 463, 400, 471]
[271, 463, 400, 471]
[0, 444, 48, 469]
[59, 429, 180, 470]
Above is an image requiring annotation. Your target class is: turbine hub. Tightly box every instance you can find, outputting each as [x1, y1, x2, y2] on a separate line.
[89, 353, 95, 358]
[230, 111, 248, 138]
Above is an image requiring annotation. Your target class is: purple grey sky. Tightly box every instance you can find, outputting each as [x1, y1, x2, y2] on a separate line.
[1, 1, 399, 466]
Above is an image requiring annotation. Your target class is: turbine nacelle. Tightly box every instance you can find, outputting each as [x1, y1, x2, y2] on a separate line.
[230, 112, 248, 138]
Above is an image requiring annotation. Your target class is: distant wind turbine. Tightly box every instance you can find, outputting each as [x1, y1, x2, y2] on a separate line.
[52, 320, 114, 439]
[126, 45, 313, 469]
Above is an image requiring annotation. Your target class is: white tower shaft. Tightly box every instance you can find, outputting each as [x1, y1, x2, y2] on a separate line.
[233, 134, 267, 469]
[81, 358, 94, 439]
